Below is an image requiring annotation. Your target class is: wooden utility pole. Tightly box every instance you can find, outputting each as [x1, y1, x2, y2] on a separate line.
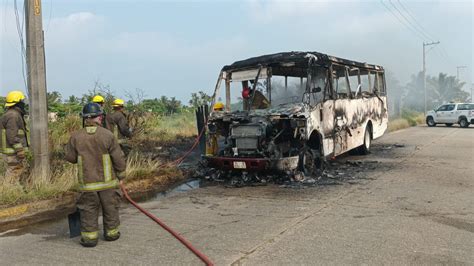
[25, 0, 50, 182]
[422, 41, 439, 114]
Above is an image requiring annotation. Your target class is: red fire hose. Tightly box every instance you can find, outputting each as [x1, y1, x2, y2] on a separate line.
[120, 183, 214, 266]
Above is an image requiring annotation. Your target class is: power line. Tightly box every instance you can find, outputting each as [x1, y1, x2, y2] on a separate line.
[379, 0, 425, 41]
[388, 0, 433, 41]
[395, 0, 457, 68]
[396, 0, 436, 42]
[45, 0, 52, 32]
[13, 0, 28, 94]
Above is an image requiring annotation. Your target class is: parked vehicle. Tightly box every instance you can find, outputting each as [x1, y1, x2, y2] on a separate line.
[426, 103, 474, 128]
[203, 51, 388, 176]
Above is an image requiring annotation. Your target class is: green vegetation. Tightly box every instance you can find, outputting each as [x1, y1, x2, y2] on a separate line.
[388, 109, 424, 132]
[0, 89, 208, 207]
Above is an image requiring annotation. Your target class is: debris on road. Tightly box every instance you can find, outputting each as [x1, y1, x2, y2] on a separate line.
[197, 158, 381, 188]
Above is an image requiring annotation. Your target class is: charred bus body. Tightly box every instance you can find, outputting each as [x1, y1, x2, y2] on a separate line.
[204, 51, 388, 177]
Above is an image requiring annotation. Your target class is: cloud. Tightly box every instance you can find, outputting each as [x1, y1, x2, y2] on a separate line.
[45, 12, 105, 47]
[247, 0, 330, 23]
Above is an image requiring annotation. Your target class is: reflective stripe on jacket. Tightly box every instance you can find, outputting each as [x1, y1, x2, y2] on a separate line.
[0, 107, 28, 155]
[65, 123, 126, 192]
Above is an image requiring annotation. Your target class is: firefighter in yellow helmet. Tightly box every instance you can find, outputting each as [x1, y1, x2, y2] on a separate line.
[91, 95, 109, 128]
[206, 102, 225, 156]
[213, 102, 225, 111]
[106, 99, 132, 155]
[0, 91, 28, 185]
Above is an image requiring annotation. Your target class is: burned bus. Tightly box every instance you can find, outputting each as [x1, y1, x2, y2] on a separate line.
[203, 51, 388, 177]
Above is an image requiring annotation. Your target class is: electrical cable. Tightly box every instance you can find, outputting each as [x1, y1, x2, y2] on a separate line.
[379, 0, 425, 41]
[397, 0, 436, 41]
[13, 0, 28, 95]
[388, 0, 433, 41]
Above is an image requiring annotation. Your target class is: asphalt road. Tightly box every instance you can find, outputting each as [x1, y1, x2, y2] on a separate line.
[1, 125, 473, 265]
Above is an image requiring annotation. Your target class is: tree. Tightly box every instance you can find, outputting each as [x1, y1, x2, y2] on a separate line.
[403, 72, 425, 112]
[385, 71, 403, 117]
[47, 91, 65, 115]
[427, 73, 468, 107]
[402, 72, 468, 111]
[189, 91, 212, 109]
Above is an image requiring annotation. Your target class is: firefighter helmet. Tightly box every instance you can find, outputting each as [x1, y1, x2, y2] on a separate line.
[5, 91, 26, 107]
[81, 103, 103, 118]
[242, 87, 251, 99]
[112, 98, 125, 107]
[213, 102, 224, 111]
[92, 95, 105, 104]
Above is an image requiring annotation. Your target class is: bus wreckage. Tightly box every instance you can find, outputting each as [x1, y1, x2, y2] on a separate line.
[199, 51, 388, 181]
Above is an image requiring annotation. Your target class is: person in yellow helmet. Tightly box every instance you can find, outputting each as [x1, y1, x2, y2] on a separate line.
[213, 102, 225, 111]
[91, 95, 109, 128]
[0, 91, 28, 185]
[206, 102, 225, 156]
[92, 95, 105, 106]
[106, 98, 132, 155]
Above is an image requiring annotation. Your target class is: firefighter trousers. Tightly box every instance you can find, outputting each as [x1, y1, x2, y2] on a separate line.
[77, 189, 122, 240]
[2, 154, 25, 185]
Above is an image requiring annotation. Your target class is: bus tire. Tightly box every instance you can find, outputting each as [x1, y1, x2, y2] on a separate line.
[358, 126, 371, 155]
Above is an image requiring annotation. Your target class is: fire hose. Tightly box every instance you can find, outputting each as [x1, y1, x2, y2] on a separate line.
[120, 183, 214, 266]
[119, 102, 214, 264]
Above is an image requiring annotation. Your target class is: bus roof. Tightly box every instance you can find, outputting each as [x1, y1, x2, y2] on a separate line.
[222, 51, 384, 72]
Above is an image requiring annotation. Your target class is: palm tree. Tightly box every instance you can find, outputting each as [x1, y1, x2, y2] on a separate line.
[427, 73, 468, 107]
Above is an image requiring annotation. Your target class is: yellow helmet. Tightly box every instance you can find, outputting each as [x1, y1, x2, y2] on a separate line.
[5, 91, 26, 107]
[213, 102, 224, 111]
[92, 95, 105, 104]
[112, 98, 125, 107]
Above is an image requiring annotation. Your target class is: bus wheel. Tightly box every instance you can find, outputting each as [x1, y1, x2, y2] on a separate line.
[358, 126, 371, 155]
[298, 147, 316, 176]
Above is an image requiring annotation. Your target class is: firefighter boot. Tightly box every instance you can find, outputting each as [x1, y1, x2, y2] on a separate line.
[80, 231, 99, 247]
[104, 228, 120, 241]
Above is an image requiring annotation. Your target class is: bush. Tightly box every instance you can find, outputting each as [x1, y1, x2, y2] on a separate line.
[401, 109, 421, 126]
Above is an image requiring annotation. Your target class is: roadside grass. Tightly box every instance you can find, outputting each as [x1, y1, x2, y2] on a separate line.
[388, 110, 425, 132]
[0, 165, 77, 206]
[134, 111, 196, 143]
[0, 111, 195, 207]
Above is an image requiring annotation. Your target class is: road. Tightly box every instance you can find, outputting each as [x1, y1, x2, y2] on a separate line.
[1, 125, 473, 265]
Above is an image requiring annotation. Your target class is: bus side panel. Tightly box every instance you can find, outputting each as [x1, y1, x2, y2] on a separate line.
[332, 96, 387, 156]
[372, 96, 388, 140]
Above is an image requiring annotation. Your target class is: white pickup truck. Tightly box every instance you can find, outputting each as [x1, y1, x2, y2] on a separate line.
[426, 103, 474, 128]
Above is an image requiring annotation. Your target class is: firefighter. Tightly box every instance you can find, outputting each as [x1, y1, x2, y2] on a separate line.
[206, 102, 225, 155]
[107, 99, 132, 155]
[242, 81, 270, 110]
[0, 91, 28, 185]
[92, 95, 109, 128]
[65, 102, 126, 247]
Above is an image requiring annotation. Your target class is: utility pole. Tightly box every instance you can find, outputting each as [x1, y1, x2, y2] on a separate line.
[422, 41, 440, 114]
[456, 66, 467, 80]
[25, 0, 50, 182]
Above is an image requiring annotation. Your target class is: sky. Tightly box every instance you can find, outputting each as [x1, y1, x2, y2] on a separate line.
[0, 0, 472, 103]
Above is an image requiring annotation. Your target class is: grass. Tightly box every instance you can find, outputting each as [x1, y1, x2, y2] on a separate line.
[134, 111, 197, 143]
[0, 111, 196, 207]
[388, 110, 425, 132]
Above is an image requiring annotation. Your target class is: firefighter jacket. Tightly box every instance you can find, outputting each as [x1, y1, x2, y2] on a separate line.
[0, 107, 28, 155]
[107, 110, 131, 142]
[65, 121, 126, 192]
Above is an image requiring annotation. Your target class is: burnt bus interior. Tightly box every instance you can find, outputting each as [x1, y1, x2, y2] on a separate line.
[205, 52, 385, 173]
